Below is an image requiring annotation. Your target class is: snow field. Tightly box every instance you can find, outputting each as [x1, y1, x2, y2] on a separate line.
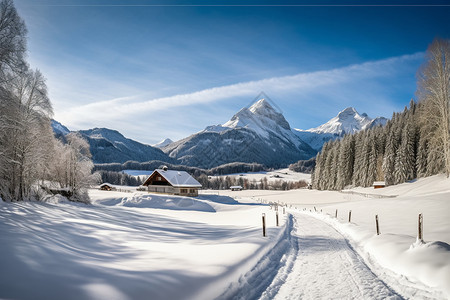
[0, 190, 287, 300]
[0, 174, 448, 299]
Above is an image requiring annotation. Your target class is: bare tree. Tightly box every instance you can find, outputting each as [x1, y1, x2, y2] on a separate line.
[0, 69, 53, 201]
[417, 38, 450, 177]
[0, 0, 27, 83]
[48, 133, 98, 203]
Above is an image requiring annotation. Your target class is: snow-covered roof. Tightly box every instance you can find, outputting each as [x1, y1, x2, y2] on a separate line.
[230, 186, 242, 189]
[373, 181, 386, 186]
[147, 169, 202, 188]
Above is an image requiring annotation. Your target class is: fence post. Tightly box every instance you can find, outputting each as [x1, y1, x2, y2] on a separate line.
[348, 210, 352, 223]
[276, 211, 279, 227]
[314, 206, 317, 212]
[335, 209, 338, 218]
[376, 215, 380, 235]
[262, 213, 266, 237]
[418, 213, 423, 242]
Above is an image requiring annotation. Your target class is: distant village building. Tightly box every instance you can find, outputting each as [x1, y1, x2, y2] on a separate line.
[142, 167, 202, 197]
[373, 181, 386, 189]
[230, 185, 243, 191]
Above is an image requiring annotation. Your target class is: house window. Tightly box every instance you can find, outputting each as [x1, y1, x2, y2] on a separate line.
[180, 189, 187, 194]
[190, 189, 196, 194]
[157, 176, 162, 181]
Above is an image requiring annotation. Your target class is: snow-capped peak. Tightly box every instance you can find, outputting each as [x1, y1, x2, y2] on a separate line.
[306, 107, 372, 135]
[153, 138, 174, 148]
[223, 98, 291, 132]
[199, 97, 308, 150]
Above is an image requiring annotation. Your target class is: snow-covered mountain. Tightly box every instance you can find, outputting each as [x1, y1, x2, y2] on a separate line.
[77, 128, 175, 164]
[51, 119, 70, 137]
[307, 107, 373, 135]
[163, 99, 317, 169]
[152, 138, 174, 149]
[50, 120, 174, 164]
[294, 107, 388, 150]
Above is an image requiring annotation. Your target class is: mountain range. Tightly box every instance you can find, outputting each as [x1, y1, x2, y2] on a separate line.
[52, 99, 388, 168]
[294, 107, 388, 150]
[162, 99, 316, 169]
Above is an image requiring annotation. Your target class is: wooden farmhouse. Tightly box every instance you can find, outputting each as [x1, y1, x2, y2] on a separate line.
[142, 167, 202, 197]
[99, 183, 114, 191]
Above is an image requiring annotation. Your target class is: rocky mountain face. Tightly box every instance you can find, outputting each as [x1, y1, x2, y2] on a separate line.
[78, 128, 175, 164]
[51, 121, 174, 164]
[294, 107, 388, 150]
[162, 99, 317, 169]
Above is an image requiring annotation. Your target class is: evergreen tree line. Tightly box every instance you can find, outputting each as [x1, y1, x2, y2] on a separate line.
[98, 171, 144, 186]
[195, 174, 308, 190]
[313, 39, 450, 190]
[94, 161, 266, 178]
[288, 157, 316, 174]
[0, 0, 97, 202]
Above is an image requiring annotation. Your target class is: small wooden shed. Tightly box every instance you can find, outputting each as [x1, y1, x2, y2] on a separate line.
[373, 181, 386, 189]
[142, 168, 202, 197]
[230, 186, 243, 191]
[100, 183, 114, 191]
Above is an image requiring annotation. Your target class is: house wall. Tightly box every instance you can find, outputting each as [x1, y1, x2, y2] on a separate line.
[174, 187, 199, 197]
[147, 186, 175, 194]
[147, 186, 199, 197]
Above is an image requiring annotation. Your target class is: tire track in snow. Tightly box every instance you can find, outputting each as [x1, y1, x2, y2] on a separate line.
[266, 212, 402, 300]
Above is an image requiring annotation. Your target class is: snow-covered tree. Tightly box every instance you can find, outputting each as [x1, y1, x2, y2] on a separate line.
[336, 134, 355, 189]
[48, 133, 98, 203]
[0, 69, 53, 201]
[0, 0, 27, 84]
[417, 38, 450, 177]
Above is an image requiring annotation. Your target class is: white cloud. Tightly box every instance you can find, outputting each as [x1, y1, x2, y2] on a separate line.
[55, 52, 424, 144]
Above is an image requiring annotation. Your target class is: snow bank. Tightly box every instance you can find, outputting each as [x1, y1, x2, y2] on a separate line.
[298, 208, 450, 299]
[213, 215, 294, 300]
[95, 193, 215, 212]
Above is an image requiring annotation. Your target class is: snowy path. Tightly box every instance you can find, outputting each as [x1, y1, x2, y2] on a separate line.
[267, 213, 402, 299]
[226, 212, 403, 300]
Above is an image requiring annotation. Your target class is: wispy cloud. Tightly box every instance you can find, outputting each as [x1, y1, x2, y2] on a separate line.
[55, 52, 424, 144]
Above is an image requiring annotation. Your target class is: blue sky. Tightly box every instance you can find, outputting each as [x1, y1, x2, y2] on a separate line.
[14, 0, 450, 144]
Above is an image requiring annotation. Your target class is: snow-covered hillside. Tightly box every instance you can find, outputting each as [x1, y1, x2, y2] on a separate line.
[294, 107, 388, 150]
[163, 98, 316, 168]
